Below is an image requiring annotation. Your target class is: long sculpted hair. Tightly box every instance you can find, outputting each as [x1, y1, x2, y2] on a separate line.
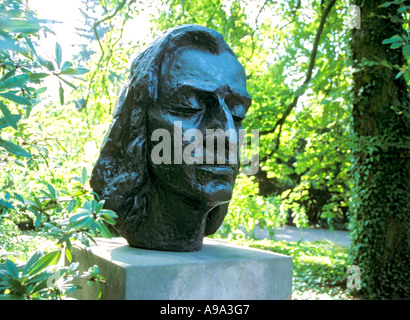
[90, 25, 238, 241]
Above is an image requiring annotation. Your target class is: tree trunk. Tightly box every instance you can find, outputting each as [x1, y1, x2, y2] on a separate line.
[350, 1, 410, 299]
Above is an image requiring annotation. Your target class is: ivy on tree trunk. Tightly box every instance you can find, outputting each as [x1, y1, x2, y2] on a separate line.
[350, 0, 410, 299]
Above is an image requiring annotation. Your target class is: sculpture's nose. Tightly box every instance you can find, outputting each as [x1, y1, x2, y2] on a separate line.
[208, 95, 236, 132]
[204, 95, 238, 165]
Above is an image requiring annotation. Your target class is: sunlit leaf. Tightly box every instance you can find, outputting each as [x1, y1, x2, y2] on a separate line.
[22, 251, 43, 276]
[0, 139, 31, 158]
[59, 83, 64, 105]
[0, 18, 42, 33]
[81, 167, 87, 185]
[55, 43, 62, 68]
[0, 74, 29, 92]
[0, 114, 20, 130]
[0, 199, 15, 210]
[28, 250, 62, 276]
[0, 92, 31, 106]
[6, 260, 19, 279]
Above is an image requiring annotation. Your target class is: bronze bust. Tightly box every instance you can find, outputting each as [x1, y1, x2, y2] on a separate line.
[90, 25, 251, 251]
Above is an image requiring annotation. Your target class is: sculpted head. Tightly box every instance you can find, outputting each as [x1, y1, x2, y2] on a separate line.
[90, 25, 251, 251]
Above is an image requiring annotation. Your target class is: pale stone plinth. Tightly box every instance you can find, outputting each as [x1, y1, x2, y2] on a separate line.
[70, 237, 292, 300]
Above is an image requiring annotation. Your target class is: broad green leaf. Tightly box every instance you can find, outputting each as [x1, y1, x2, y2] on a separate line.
[96, 219, 111, 238]
[0, 114, 20, 130]
[396, 69, 404, 79]
[92, 191, 101, 201]
[94, 201, 104, 214]
[99, 209, 118, 218]
[34, 214, 42, 228]
[46, 184, 56, 200]
[28, 250, 61, 276]
[22, 251, 43, 276]
[59, 68, 77, 75]
[13, 192, 25, 204]
[0, 74, 29, 91]
[0, 199, 15, 210]
[6, 260, 19, 279]
[0, 139, 31, 158]
[65, 247, 72, 263]
[68, 199, 76, 213]
[81, 167, 87, 185]
[83, 200, 91, 210]
[96, 282, 102, 299]
[0, 92, 31, 106]
[66, 239, 73, 254]
[55, 43, 62, 68]
[0, 18, 42, 33]
[403, 45, 410, 59]
[32, 87, 47, 97]
[69, 211, 89, 222]
[75, 67, 89, 75]
[73, 207, 91, 214]
[23, 34, 37, 56]
[26, 269, 54, 285]
[380, 2, 392, 7]
[0, 101, 18, 129]
[59, 83, 64, 105]
[100, 214, 116, 225]
[90, 199, 98, 213]
[60, 61, 73, 71]
[43, 222, 64, 235]
[69, 216, 93, 229]
[398, 5, 410, 13]
[5, 278, 26, 295]
[56, 232, 74, 245]
[390, 42, 403, 49]
[33, 197, 42, 208]
[0, 69, 16, 82]
[37, 56, 54, 71]
[382, 34, 402, 44]
[28, 73, 49, 81]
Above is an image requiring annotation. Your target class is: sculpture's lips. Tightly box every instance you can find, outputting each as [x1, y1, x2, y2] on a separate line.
[198, 165, 235, 175]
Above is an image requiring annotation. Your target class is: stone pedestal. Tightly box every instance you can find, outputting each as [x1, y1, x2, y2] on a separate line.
[70, 237, 292, 300]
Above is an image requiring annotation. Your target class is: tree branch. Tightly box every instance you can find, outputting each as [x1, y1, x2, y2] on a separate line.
[93, 0, 135, 54]
[259, 0, 337, 139]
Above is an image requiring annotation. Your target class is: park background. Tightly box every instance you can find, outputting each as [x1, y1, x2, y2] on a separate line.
[0, 0, 409, 300]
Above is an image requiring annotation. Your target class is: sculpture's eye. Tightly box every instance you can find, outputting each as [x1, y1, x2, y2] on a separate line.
[172, 92, 204, 115]
[196, 92, 218, 110]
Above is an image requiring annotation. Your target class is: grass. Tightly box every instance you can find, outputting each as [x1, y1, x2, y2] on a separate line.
[228, 238, 356, 300]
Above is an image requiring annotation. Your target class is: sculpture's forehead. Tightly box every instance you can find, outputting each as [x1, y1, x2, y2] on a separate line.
[164, 48, 248, 95]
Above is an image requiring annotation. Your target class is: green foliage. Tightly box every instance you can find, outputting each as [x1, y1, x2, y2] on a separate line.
[0, 217, 31, 262]
[0, 167, 118, 299]
[230, 238, 353, 300]
[0, 0, 119, 300]
[0, 250, 103, 300]
[216, 174, 288, 239]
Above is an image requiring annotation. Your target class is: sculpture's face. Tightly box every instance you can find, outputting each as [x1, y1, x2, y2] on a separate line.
[147, 47, 251, 204]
